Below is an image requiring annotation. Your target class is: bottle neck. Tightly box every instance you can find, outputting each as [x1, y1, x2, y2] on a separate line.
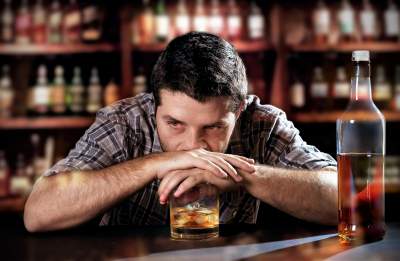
[350, 61, 372, 101]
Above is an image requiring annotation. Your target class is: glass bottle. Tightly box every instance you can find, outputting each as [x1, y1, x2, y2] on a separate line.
[384, 0, 399, 41]
[86, 67, 102, 114]
[360, 0, 378, 41]
[313, 0, 330, 44]
[226, 0, 242, 41]
[48, 0, 63, 44]
[337, 0, 355, 42]
[69, 67, 85, 115]
[193, 0, 207, 32]
[208, 0, 224, 37]
[247, 0, 265, 40]
[138, 0, 155, 44]
[310, 66, 329, 111]
[32, 65, 50, 115]
[394, 66, 400, 111]
[51, 65, 66, 115]
[15, 0, 32, 44]
[0, 151, 10, 197]
[81, 3, 103, 43]
[63, 0, 81, 44]
[155, 0, 169, 42]
[132, 67, 147, 96]
[174, 0, 190, 36]
[333, 66, 350, 110]
[1, 0, 14, 43]
[32, 0, 47, 44]
[373, 65, 392, 110]
[337, 50, 386, 245]
[104, 79, 119, 106]
[0, 65, 14, 118]
[289, 78, 305, 112]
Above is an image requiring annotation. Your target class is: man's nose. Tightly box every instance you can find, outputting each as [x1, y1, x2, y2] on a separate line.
[184, 130, 207, 150]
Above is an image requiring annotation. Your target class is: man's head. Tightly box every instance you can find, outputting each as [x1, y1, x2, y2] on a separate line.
[151, 32, 248, 152]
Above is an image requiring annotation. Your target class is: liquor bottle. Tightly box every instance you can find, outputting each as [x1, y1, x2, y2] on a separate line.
[104, 79, 119, 106]
[11, 153, 32, 196]
[208, 0, 224, 37]
[155, 0, 169, 42]
[310, 66, 329, 111]
[333, 67, 350, 110]
[373, 65, 392, 110]
[360, 0, 378, 41]
[337, 0, 355, 42]
[48, 0, 63, 44]
[0, 65, 14, 118]
[174, 0, 190, 36]
[30, 133, 43, 181]
[247, 0, 265, 40]
[227, 0, 242, 41]
[313, 0, 330, 44]
[289, 79, 306, 112]
[132, 67, 147, 96]
[51, 66, 66, 115]
[32, 0, 47, 44]
[68, 67, 85, 115]
[1, 0, 14, 43]
[384, 0, 399, 41]
[0, 151, 10, 197]
[81, 3, 103, 42]
[193, 0, 207, 32]
[32, 65, 50, 115]
[63, 0, 81, 44]
[337, 50, 386, 244]
[394, 66, 400, 111]
[15, 0, 32, 44]
[86, 68, 102, 114]
[138, 0, 154, 44]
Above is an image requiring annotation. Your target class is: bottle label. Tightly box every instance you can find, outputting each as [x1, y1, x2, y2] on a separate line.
[361, 11, 376, 37]
[193, 16, 208, 32]
[373, 84, 392, 100]
[311, 83, 328, 98]
[65, 12, 81, 28]
[175, 15, 190, 35]
[395, 92, 400, 110]
[49, 13, 62, 27]
[209, 16, 224, 36]
[385, 10, 399, 36]
[249, 15, 265, 39]
[227, 15, 242, 37]
[314, 10, 330, 35]
[33, 86, 50, 105]
[290, 83, 305, 107]
[334, 83, 350, 98]
[156, 15, 169, 38]
[339, 9, 354, 34]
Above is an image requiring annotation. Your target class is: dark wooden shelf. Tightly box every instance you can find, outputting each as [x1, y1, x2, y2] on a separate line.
[290, 111, 400, 123]
[133, 40, 272, 53]
[0, 195, 26, 213]
[0, 117, 94, 130]
[289, 42, 400, 53]
[0, 43, 118, 55]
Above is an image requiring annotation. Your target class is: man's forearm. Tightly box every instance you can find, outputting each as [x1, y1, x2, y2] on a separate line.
[242, 165, 338, 225]
[24, 154, 159, 232]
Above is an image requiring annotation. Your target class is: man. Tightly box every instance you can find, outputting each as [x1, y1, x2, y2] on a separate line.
[24, 32, 337, 232]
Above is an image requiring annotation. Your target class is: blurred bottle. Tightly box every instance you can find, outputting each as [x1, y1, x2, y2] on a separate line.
[51, 65, 66, 115]
[310, 66, 329, 111]
[208, 0, 224, 37]
[337, 0, 355, 42]
[86, 68, 102, 114]
[333, 67, 350, 110]
[81, 3, 103, 43]
[227, 0, 242, 41]
[11, 153, 32, 196]
[174, 0, 190, 36]
[247, 0, 265, 41]
[0, 65, 14, 118]
[1, 0, 14, 43]
[63, 0, 81, 44]
[289, 79, 306, 112]
[132, 67, 147, 96]
[155, 0, 169, 42]
[373, 65, 392, 110]
[104, 79, 119, 106]
[0, 151, 10, 197]
[68, 67, 85, 115]
[394, 66, 400, 111]
[32, 0, 47, 44]
[15, 0, 32, 44]
[31, 65, 50, 115]
[360, 0, 378, 41]
[193, 0, 207, 32]
[138, 0, 154, 44]
[48, 0, 63, 44]
[313, 0, 330, 44]
[384, 0, 399, 41]
[30, 133, 43, 181]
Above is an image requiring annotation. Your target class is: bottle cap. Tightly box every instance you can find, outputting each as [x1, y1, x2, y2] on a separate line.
[352, 50, 370, 62]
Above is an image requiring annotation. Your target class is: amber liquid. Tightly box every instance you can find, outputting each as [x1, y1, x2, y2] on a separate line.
[338, 153, 386, 244]
[170, 207, 219, 240]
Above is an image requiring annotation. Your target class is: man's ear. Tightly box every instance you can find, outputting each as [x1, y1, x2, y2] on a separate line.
[234, 101, 246, 120]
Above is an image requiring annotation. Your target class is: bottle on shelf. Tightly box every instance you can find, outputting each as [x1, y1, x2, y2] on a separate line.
[310, 66, 330, 111]
[208, 0, 224, 37]
[68, 67, 85, 115]
[63, 0, 81, 44]
[86, 67, 103, 114]
[132, 67, 147, 96]
[313, 0, 330, 45]
[1, 0, 14, 43]
[31, 65, 50, 115]
[247, 0, 265, 41]
[373, 65, 392, 110]
[333, 66, 350, 110]
[226, 0, 242, 41]
[394, 66, 400, 111]
[31, 133, 44, 181]
[337, 50, 386, 244]
[104, 79, 119, 106]
[359, 0, 378, 41]
[137, 0, 155, 45]
[51, 65, 66, 115]
[384, 0, 399, 41]
[15, 0, 32, 44]
[155, 0, 170, 43]
[289, 78, 306, 112]
[81, 3, 103, 43]
[0, 65, 14, 118]
[193, 0, 208, 32]
[337, 0, 355, 42]
[174, 0, 190, 37]
[10, 153, 32, 196]
[32, 0, 47, 44]
[48, 0, 63, 44]
[0, 151, 10, 197]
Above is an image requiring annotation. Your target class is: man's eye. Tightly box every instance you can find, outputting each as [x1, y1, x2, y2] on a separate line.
[167, 121, 180, 127]
[206, 126, 222, 130]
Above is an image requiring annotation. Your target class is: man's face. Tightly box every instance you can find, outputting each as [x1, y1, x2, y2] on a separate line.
[156, 89, 240, 152]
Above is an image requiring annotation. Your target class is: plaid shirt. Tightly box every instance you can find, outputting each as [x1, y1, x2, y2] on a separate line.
[45, 93, 337, 225]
